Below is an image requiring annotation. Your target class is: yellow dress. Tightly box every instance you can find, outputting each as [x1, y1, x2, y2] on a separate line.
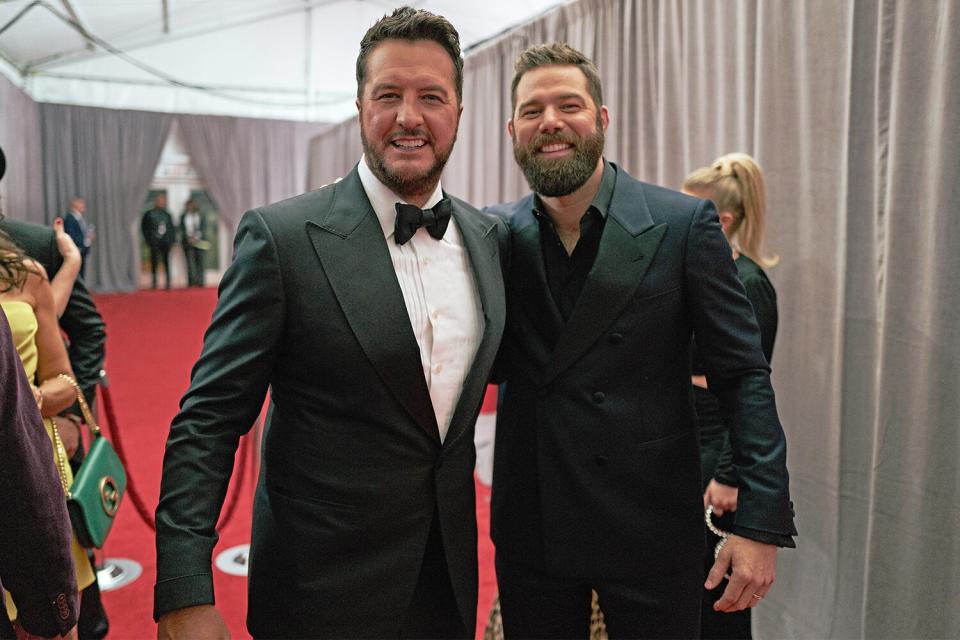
[1, 301, 96, 621]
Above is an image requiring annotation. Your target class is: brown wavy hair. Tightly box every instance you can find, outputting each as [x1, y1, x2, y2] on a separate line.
[0, 216, 39, 293]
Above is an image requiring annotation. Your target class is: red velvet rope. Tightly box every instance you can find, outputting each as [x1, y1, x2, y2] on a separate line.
[97, 377, 254, 533]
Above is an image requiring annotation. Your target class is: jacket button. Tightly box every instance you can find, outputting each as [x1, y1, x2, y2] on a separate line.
[608, 333, 623, 345]
[592, 391, 605, 403]
[594, 455, 609, 466]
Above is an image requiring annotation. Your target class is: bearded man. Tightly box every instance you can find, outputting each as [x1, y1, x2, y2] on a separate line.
[487, 43, 796, 639]
[153, 7, 506, 638]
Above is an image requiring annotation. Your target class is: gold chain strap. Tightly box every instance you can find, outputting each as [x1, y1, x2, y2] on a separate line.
[55, 373, 100, 435]
[47, 373, 99, 498]
[49, 418, 71, 496]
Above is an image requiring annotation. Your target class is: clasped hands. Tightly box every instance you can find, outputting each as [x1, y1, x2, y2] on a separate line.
[704, 479, 777, 612]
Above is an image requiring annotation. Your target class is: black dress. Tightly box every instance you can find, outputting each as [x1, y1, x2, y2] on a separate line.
[692, 254, 777, 640]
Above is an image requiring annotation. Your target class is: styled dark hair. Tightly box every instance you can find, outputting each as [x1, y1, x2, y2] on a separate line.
[356, 6, 464, 103]
[511, 42, 603, 112]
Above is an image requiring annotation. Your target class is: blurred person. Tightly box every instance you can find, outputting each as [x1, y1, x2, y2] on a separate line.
[488, 43, 795, 638]
[684, 152, 779, 640]
[0, 311, 79, 640]
[0, 146, 109, 640]
[62, 198, 93, 281]
[153, 7, 506, 639]
[178, 199, 207, 287]
[141, 194, 175, 289]
[0, 223, 95, 638]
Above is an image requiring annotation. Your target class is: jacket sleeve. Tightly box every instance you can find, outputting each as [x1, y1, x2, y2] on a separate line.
[0, 313, 79, 637]
[153, 209, 285, 619]
[683, 200, 797, 543]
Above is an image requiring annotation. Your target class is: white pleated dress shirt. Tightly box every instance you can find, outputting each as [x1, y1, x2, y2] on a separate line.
[358, 156, 484, 442]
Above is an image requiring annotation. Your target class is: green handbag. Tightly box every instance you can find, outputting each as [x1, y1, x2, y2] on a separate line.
[51, 374, 126, 549]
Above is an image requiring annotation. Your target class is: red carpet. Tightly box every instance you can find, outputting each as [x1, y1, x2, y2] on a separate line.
[94, 288, 497, 639]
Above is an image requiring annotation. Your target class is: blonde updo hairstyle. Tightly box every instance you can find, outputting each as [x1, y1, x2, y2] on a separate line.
[683, 152, 778, 268]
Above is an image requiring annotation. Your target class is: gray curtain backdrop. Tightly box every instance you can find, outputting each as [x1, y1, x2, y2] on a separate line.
[39, 104, 173, 292]
[177, 115, 330, 236]
[307, 1, 958, 638]
[0, 74, 44, 224]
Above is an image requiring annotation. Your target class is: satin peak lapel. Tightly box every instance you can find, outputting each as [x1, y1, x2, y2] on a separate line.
[306, 168, 440, 444]
[545, 178, 667, 384]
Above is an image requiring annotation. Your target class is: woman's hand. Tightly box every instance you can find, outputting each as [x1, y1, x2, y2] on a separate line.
[30, 384, 43, 410]
[51, 415, 81, 459]
[53, 218, 81, 265]
[704, 479, 739, 516]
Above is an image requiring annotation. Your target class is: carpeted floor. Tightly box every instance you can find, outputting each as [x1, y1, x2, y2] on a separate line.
[94, 287, 497, 639]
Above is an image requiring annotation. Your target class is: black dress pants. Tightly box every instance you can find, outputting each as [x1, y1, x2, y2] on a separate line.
[496, 553, 701, 639]
[148, 245, 171, 289]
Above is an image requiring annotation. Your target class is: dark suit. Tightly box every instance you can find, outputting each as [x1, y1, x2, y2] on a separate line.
[154, 167, 506, 637]
[62, 211, 90, 280]
[141, 207, 175, 288]
[489, 163, 795, 636]
[0, 312, 78, 639]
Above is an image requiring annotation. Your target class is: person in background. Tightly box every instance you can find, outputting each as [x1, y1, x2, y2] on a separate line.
[141, 194, 175, 290]
[153, 7, 505, 638]
[0, 146, 109, 639]
[488, 43, 795, 638]
[178, 199, 207, 287]
[683, 152, 779, 640]
[62, 198, 93, 281]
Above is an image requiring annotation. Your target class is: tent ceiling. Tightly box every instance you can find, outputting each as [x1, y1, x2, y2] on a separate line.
[0, 0, 566, 122]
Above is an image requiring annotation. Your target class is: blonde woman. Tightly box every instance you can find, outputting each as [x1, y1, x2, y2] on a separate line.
[683, 152, 778, 640]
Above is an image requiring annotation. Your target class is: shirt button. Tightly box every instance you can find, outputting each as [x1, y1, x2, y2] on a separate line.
[431, 310, 439, 321]
[592, 391, 605, 403]
[433, 363, 443, 374]
[608, 333, 624, 345]
[594, 455, 609, 467]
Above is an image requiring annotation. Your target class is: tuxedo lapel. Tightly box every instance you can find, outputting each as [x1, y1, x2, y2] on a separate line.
[441, 201, 505, 448]
[544, 170, 667, 384]
[306, 168, 440, 445]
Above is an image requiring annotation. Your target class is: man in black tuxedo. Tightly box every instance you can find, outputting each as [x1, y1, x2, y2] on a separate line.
[489, 43, 797, 638]
[177, 198, 207, 287]
[154, 7, 505, 639]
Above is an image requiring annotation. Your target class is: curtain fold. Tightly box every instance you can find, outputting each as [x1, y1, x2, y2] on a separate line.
[39, 104, 173, 292]
[0, 73, 44, 224]
[177, 114, 329, 237]
[305, 1, 960, 637]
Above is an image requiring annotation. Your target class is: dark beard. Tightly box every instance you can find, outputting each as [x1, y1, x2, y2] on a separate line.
[360, 124, 455, 200]
[513, 124, 605, 197]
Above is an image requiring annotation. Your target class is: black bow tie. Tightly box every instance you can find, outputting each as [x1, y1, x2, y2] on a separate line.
[394, 198, 452, 245]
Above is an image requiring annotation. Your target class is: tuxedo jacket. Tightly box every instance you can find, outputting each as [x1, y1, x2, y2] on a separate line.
[0, 219, 106, 404]
[154, 167, 506, 637]
[489, 163, 796, 582]
[0, 313, 79, 637]
[178, 211, 207, 248]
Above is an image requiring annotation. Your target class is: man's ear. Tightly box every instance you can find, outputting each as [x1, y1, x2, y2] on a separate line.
[355, 98, 361, 113]
[507, 118, 515, 139]
[599, 105, 610, 132]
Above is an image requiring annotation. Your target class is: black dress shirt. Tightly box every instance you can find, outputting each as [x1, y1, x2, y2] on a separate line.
[534, 161, 616, 330]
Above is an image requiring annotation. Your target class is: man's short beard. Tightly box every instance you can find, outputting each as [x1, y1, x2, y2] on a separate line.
[360, 123, 455, 200]
[513, 121, 605, 197]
